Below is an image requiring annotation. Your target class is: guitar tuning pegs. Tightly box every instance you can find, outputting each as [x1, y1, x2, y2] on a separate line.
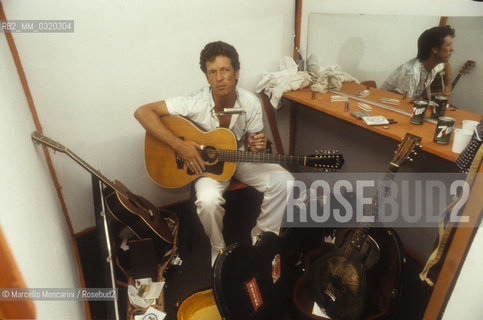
[408, 158, 414, 162]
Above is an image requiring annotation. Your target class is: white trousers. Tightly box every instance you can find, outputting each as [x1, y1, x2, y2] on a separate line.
[194, 162, 294, 254]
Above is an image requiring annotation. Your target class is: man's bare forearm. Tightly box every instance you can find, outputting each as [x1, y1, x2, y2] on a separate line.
[134, 101, 182, 150]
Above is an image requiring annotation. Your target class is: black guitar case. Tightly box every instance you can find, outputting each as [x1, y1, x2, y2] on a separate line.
[212, 232, 286, 320]
[291, 228, 405, 320]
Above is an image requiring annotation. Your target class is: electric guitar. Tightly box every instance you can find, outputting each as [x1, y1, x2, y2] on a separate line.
[308, 132, 421, 320]
[144, 115, 345, 188]
[430, 60, 476, 95]
[31, 131, 176, 252]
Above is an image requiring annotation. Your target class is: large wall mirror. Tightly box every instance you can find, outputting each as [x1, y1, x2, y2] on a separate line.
[307, 14, 483, 113]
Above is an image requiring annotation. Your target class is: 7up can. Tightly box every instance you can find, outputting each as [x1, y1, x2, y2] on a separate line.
[433, 116, 455, 144]
[410, 100, 428, 125]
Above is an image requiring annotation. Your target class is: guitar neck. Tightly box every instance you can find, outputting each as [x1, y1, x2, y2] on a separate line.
[450, 60, 475, 91]
[451, 73, 463, 89]
[64, 149, 126, 197]
[218, 150, 309, 166]
[359, 167, 398, 230]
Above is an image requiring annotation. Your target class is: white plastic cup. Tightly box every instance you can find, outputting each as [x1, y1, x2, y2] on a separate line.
[462, 120, 479, 133]
[452, 129, 473, 154]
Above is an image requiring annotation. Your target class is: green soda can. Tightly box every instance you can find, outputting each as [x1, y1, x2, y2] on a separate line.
[410, 100, 428, 125]
[433, 116, 455, 144]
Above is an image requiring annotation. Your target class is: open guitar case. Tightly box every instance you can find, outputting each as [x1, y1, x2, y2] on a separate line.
[290, 191, 406, 320]
[177, 225, 404, 320]
[291, 228, 405, 320]
[175, 192, 405, 320]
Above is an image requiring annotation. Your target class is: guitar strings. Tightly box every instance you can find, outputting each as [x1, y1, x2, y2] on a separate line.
[199, 148, 341, 168]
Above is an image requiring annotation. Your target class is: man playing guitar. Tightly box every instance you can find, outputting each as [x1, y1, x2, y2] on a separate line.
[134, 41, 294, 266]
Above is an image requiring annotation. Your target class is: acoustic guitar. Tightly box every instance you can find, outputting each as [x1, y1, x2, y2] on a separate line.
[144, 115, 345, 188]
[308, 132, 421, 320]
[31, 131, 175, 252]
[430, 60, 476, 96]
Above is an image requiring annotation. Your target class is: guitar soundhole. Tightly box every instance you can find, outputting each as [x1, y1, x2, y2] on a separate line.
[201, 146, 218, 165]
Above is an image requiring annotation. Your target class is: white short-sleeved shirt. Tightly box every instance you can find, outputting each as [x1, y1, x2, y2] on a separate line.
[381, 58, 445, 98]
[165, 86, 263, 149]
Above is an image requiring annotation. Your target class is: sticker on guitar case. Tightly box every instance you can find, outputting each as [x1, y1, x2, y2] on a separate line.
[246, 278, 263, 311]
[272, 254, 281, 284]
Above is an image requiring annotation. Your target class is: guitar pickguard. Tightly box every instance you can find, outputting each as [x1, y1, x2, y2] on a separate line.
[175, 145, 226, 176]
[186, 145, 225, 176]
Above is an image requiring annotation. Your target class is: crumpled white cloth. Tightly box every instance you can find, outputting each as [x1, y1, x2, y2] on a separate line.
[306, 54, 359, 93]
[256, 56, 312, 109]
[311, 65, 359, 93]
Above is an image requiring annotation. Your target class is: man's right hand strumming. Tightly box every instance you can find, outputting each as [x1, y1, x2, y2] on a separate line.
[174, 139, 205, 175]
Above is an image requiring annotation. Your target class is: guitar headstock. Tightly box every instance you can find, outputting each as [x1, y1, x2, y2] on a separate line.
[306, 150, 344, 171]
[390, 133, 422, 169]
[460, 60, 475, 75]
[31, 131, 68, 153]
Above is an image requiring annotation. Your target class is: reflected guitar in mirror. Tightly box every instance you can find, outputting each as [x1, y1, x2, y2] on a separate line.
[430, 60, 476, 100]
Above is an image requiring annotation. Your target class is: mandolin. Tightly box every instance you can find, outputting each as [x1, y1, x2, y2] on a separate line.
[31, 131, 176, 252]
[144, 115, 344, 188]
[308, 132, 421, 320]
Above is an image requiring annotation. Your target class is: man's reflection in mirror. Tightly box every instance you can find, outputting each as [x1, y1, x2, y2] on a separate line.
[381, 25, 455, 101]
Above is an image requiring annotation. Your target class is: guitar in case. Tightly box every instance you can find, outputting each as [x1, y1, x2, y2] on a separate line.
[292, 133, 421, 320]
[291, 228, 404, 320]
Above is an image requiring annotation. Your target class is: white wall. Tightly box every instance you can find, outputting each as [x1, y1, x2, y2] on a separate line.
[0, 34, 85, 319]
[442, 225, 483, 320]
[2, 0, 296, 233]
[447, 16, 483, 113]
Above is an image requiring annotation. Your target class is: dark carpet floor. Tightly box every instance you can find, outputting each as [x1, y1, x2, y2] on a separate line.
[77, 186, 434, 320]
